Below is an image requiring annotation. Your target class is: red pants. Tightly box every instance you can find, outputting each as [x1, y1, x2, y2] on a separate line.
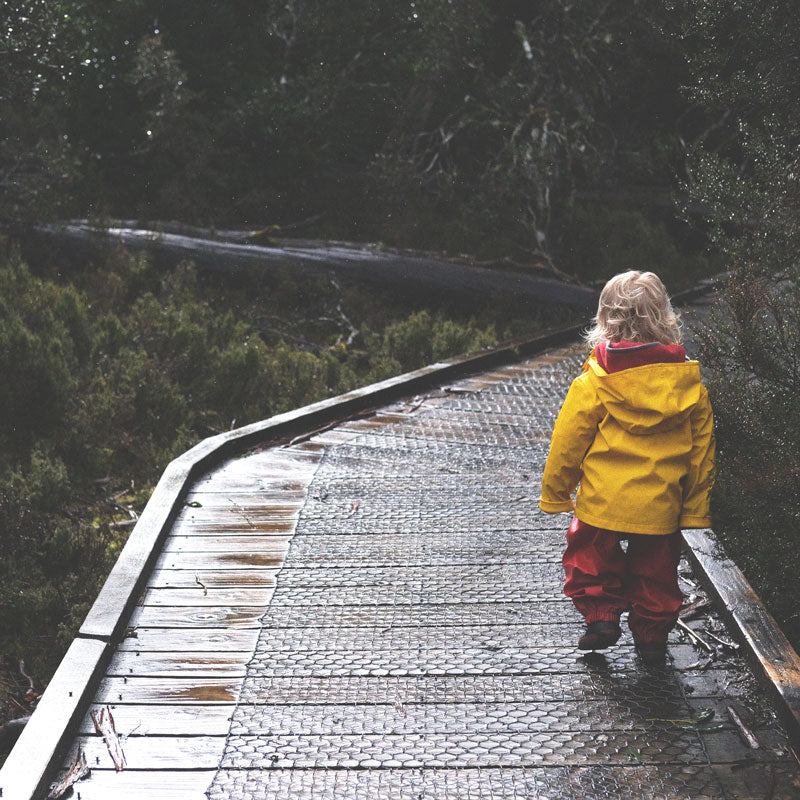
[563, 517, 683, 643]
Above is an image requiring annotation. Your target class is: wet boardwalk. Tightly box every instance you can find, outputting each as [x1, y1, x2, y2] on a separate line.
[58, 344, 798, 798]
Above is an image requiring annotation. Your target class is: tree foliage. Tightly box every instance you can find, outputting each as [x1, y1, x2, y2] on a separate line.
[676, 0, 800, 647]
[0, 2, 77, 224]
[1, 1, 712, 284]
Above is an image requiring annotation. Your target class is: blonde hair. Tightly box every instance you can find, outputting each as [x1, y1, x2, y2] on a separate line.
[584, 270, 681, 348]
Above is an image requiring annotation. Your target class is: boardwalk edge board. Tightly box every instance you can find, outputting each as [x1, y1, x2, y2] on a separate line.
[682, 528, 800, 749]
[0, 323, 581, 800]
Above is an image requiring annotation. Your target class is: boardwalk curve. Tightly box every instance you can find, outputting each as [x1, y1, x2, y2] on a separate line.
[3, 337, 800, 799]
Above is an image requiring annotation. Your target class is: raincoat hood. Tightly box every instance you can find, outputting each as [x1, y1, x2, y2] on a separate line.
[585, 356, 702, 436]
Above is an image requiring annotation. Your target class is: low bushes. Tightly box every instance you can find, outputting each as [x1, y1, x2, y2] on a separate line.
[697, 274, 800, 650]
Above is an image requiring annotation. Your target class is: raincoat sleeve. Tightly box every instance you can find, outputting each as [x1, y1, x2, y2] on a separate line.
[539, 375, 604, 514]
[679, 385, 715, 528]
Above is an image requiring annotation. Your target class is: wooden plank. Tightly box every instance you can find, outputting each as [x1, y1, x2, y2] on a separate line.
[170, 517, 297, 535]
[180, 492, 306, 511]
[108, 651, 249, 678]
[217, 449, 321, 469]
[185, 487, 308, 500]
[129, 605, 266, 628]
[96, 677, 240, 704]
[118, 627, 259, 652]
[339, 413, 410, 432]
[76, 734, 226, 770]
[148, 568, 278, 588]
[79, 704, 234, 736]
[190, 474, 310, 493]
[162, 535, 294, 553]
[0, 638, 108, 800]
[248, 446, 323, 460]
[287, 440, 326, 453]
[190, 475, 313, 494]
[199, 448, 319, 482]
[306, 429, 361, 445]
[154, 550, 287, 570]
[140, 587, 275, 606]
[177, 502, 302, 517]
[43, 769, 216, 799]
[683, 528, 800, 748]
[175, 506, 300, 524]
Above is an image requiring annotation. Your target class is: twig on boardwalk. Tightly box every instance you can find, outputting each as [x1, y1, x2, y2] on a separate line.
[704, 630, 739, 650]
[227, 497, 256, 528]
[676, 618, 715, 652]
[195, 575, 208, 596]
[726, 704, 760, 749]
[46, 748, 89, 799]
[90, 706, 127, 771]
[679, 598, 712, 619]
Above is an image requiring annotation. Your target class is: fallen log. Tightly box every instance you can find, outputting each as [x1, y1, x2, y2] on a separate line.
[29, 222, 600, 310]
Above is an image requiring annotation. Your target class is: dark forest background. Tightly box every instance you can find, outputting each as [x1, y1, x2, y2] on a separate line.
[5, 0, 718, 281]
[1, 0, 799, 725]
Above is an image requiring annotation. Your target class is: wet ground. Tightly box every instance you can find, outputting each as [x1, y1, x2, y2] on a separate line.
[57, 342, 799, 799]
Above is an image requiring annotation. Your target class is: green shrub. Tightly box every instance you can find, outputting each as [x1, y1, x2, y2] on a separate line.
[20, 450, 72, 513]
[555, 204, 715, 288]
[696, 274, 800, 648]
[0, 484, 110, 680]
[0, 257, 86, 453]
[380, 310, 498, 372]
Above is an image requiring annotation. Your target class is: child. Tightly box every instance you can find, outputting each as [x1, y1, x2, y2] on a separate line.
[539, 270, 715, 664]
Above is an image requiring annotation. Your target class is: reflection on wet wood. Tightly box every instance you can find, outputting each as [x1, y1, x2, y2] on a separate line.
[339, 413, 410, 432]
[190, 474, 309, 493]
[185, 488, 308, 500]
[95, 678, 241, 704]
[181, 493, 305, 512]
[304, 429, 362, 446]
[161, 535, 293, 554]
[108, 651, 249, 678]
[148, 568, 278, 588]
[154, 550, 287, 570]
[199, 456, 319, 479]
[174, 508, 300, 529]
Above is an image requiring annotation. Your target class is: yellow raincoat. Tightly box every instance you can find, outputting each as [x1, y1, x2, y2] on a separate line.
[539, 351, 715, 534]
